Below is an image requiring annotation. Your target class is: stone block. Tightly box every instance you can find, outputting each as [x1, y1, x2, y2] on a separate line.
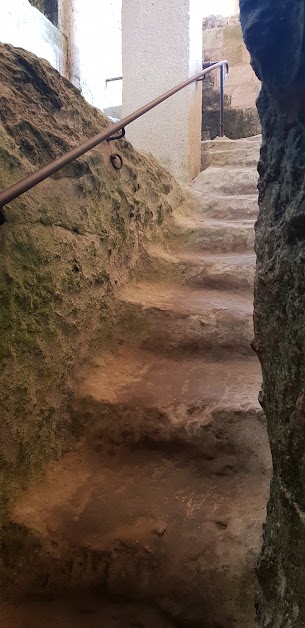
[222, 24, 244, 65]
[203, 27, 224, 54]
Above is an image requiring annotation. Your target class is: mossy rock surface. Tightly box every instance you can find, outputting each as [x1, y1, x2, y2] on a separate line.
[0, 44, 182, 537]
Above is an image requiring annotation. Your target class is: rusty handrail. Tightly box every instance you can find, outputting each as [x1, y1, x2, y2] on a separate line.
[0, 60, 229, 216]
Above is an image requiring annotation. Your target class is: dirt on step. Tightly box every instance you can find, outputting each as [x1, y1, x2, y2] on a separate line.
[9, 439, 270, 628]
[0, 595, 175, 628]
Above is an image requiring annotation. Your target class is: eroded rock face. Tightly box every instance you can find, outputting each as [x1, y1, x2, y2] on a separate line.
[240, 0, 305, 88]
[240, 1, 305, 626]
[0, 44, 182, 529]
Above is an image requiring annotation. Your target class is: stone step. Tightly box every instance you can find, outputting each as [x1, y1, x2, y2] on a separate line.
[191, 191, 258, 220]
[201, 146, 259, 170]
[11, 339, 268, 624]
[201, 134, 261, 171]
[193, 166, 258, 196]
[116, 282, 254, 354]
[0, 597, 174, 628]
[172, 215, 255, 253]
[11, 451, 269, 626]
[74, 346, 262, 451]
[143, 245, 255, 291]
[202, 135, 261, 153]
[80, 346, 261, 415]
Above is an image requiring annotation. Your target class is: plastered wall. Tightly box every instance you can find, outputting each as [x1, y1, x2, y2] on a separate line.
[122, 0, 203, 182]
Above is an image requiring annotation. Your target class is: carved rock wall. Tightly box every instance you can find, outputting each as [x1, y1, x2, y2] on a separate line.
[0, 44, 182, 531]
[240, 1, 305, 625]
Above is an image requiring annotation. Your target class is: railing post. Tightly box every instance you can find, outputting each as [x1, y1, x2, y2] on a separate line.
[219, 64, 225, 137]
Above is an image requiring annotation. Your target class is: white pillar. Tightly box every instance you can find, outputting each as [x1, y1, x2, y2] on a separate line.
[122, 0, 202, 182]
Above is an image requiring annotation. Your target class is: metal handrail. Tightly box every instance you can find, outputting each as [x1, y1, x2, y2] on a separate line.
[105, 76, 123, 83]
[0, 60, 229, 217]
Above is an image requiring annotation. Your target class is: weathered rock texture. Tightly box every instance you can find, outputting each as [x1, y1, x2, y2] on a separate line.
[2, 131, 270, 628]
[0, 44, 182, 530]
[240, 1, 305, 626]
[0, 41, 270, 628]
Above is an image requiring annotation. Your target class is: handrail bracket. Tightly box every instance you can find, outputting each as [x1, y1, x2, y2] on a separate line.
[106, 127, 126, 142]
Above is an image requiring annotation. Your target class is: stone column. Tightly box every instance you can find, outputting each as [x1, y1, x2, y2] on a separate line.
[122, 0, 202, 182]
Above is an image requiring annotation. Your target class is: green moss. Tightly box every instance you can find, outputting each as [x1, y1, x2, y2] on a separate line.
[157, 204, 164, 225]
[112, 211, 127, 240]
[0, 43, 184, 584]
[94, 269, 110, 285]
[0, 147, 20, 171]
[0, 227, 69, 524]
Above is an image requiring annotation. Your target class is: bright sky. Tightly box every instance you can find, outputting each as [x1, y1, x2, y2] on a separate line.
[201, 0, 237, 17]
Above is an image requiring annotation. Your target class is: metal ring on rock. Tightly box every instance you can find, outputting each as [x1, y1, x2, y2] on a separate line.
[110, 154, 123, 170]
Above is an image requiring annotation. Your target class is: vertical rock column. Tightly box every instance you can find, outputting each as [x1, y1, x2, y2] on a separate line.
[239, 1, 305, 626]
[122, 0, 202, 182]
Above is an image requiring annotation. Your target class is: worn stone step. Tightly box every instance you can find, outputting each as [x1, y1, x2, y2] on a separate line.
[0, 597, 174, 628]
[11, 406, 270, 627]
[80, 345, 261, 413]
[72, 346, 263, 458]
[202, 135, 261, 153]
[193, 166, 258, 196]
[172, 215, 255, 253]
[73, 346, 263, 456]
[12, 452, 269, 625]
[191, 191, 258, 220]
[73, 345, 264, 466]
[201, 147, 259, 170]
[200, 135, 261, 171]
[116, 282, 254, 354]
[143, 245, 255, 291]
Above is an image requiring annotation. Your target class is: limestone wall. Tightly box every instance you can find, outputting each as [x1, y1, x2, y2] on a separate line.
[202, 16, 261, 139]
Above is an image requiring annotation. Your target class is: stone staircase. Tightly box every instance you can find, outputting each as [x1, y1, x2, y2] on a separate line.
[7, 136, 271, 628]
